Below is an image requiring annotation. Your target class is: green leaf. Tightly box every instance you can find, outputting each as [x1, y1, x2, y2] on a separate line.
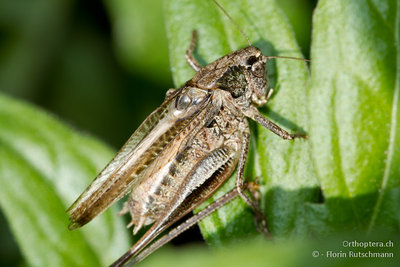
[308, 0, 400, 234]
[2, 0, 399, 265]
[165, 0, 318, 244]
[139, 233, 399, 267]
[0, 93, 130, 266]
[165, 0, 400, 246]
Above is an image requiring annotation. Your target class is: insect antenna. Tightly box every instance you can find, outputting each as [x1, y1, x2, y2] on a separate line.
[213, 1, 310, 62]
[266, 55, 311, 62]
[213, 0, 252, 46]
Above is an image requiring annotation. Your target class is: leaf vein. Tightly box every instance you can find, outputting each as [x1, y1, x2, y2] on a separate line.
[368, 0, 400, 232]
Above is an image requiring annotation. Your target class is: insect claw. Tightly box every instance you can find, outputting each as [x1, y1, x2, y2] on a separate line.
[290, 133, 308, 139]
[133, 217, 146, 235]
[68, 221, 80, 231]
[127, 220, 135, 228]
[247, 180, 260, 192]
[265, 88, 274, 102]
[118, 204, 129, 216]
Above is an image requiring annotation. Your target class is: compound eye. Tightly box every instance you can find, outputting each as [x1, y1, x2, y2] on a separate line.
[175, 94, 192, 110]
[245, 56, 258, 67]
[252, 61, 265, 77]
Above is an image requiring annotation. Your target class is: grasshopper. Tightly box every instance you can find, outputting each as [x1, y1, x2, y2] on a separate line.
[67, 1, 308, 266]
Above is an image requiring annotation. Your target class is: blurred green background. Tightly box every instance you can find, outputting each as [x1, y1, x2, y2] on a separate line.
[0, 0, 316, 266]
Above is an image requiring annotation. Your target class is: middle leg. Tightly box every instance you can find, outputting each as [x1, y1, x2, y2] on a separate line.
[236, 121, 270, 236]
[185, 30, 202, 72]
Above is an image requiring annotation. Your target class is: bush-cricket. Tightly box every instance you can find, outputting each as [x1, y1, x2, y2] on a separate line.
[67, 1, 309, 266]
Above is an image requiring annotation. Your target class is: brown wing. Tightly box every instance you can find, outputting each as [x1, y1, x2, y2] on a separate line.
[111, 91, 244, 265]
[67, 88, 211, 229]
